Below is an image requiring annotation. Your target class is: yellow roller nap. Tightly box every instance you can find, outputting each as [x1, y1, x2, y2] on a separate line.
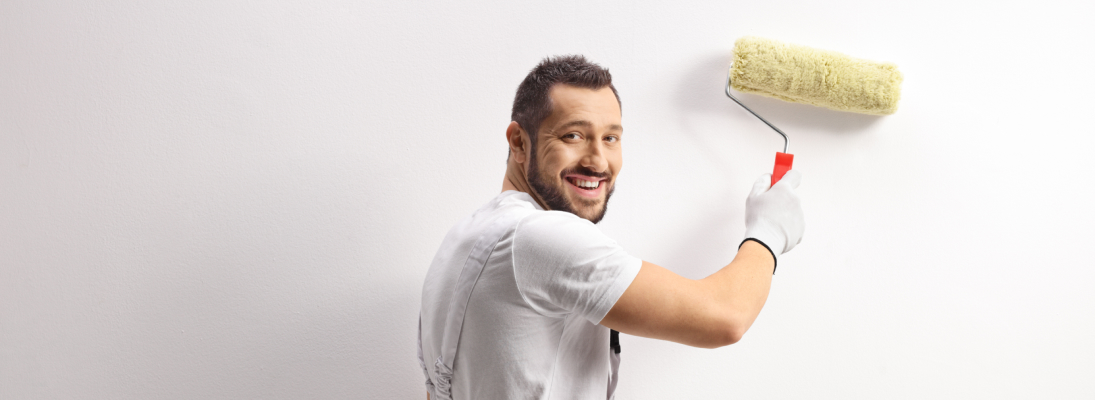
[730, 36, 903, 115]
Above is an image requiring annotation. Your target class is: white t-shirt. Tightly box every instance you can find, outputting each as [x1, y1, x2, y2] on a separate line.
[419, 191, 642, 400]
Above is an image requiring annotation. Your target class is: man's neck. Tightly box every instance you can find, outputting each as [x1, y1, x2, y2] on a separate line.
[501, 161, 549, 210]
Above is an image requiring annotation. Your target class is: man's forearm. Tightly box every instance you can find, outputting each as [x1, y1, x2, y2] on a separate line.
[602, 238, 778, 348]
[698, 240, 774, 343]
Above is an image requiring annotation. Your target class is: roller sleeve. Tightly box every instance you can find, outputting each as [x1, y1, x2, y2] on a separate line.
[730, 36, 903, 115]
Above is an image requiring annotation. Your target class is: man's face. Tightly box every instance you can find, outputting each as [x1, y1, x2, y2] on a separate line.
[527, 85, 623, 223]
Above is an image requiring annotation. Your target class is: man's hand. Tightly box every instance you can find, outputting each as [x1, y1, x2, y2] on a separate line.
[744, 170, 805, 261]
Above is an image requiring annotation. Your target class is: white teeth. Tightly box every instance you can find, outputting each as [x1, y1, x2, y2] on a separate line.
[571, 178, 601, 189]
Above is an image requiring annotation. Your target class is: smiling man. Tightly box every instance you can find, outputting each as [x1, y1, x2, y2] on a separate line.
[418, 55, 805, 400]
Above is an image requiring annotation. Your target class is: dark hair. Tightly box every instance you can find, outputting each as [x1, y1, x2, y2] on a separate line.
[510, 55, 620, 155]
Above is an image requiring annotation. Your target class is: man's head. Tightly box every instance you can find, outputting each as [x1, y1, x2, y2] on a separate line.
[505, 55, 622, 223]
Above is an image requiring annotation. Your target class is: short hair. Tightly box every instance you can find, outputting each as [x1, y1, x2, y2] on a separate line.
[510, 55, 620, 155]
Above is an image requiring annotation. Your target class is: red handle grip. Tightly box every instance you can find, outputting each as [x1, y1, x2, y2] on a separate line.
[772, 152, 794, 186]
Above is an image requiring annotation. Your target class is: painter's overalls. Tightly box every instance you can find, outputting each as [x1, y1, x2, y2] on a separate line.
[418, 211, 621, 400]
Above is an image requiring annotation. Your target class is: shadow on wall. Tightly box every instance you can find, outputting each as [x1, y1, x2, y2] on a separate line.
[662, 192, 743, 279]
[670, 53, 885, 168]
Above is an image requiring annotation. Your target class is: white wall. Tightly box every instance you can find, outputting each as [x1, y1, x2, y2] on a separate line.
[3, 0, 1093, 398]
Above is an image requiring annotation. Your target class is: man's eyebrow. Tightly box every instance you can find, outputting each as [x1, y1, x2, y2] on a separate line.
[554, 120, 594, 132]
[552, 120, 623, 133]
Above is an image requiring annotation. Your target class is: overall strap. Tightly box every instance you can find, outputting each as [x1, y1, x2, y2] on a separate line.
[608, 330, 621, 399]
[432, 212, 518, 400]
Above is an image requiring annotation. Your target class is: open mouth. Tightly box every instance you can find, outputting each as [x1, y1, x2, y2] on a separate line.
[564, 176, 605, 198]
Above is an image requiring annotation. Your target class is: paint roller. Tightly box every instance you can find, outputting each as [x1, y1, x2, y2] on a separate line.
[725, 36, 904, 185]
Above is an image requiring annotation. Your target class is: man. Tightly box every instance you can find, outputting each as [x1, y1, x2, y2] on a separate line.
[418, 55, 804, 399]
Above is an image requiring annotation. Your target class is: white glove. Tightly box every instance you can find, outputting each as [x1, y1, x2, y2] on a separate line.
[743, 170, 805, 263]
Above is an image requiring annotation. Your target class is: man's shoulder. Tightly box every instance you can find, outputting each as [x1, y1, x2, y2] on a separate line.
[490, 191, 586, 230]
[512, 208, 613, 261]
[460, 191, 608, 261]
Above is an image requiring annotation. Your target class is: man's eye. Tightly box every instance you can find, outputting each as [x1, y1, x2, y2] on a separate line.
[605, 136, 619, 143]
[563, 133, 580, 140]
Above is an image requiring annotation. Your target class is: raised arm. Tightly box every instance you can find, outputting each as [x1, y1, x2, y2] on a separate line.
[600, 171, 804, 348]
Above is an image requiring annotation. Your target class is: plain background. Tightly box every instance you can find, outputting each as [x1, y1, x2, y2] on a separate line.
[3, 0, 1094, 398]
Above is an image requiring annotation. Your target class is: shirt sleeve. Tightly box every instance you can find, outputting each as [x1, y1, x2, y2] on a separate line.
[511, 211, 643, 324]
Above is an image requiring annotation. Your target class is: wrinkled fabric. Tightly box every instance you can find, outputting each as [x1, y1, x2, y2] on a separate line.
[418, 318, 435, 396]
[433, 356, 454, 400]
[418, 191, 641, 399]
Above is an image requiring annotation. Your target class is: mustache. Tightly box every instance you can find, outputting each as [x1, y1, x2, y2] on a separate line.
[559, 166, 610, 180]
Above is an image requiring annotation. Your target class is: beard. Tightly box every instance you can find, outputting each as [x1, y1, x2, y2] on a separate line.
[527, 151, 615, 224]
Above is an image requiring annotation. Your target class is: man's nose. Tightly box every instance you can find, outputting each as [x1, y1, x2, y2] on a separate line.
[580, 140, 608, 173]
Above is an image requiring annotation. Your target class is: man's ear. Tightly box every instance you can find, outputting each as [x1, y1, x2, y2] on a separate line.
[506, 121, 529, 164]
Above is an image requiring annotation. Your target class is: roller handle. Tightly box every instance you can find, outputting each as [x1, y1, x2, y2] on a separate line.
[772, 152, 794, 186]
